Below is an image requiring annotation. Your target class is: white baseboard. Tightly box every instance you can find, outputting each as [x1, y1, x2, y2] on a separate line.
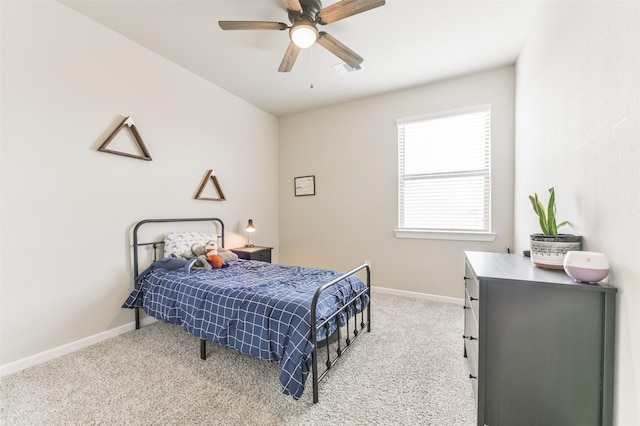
[1, 289, 457, 377]
[371, 285, 464, 305]
[0, 316, 156, 378]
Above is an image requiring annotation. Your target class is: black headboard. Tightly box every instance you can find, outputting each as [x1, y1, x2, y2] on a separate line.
[132, 217, 225, 278]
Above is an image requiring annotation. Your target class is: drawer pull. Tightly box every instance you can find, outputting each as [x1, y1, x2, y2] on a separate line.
[463, 305, 469, 310]
[470, 296, 478, 301]
[469, 374, 477, 379]
[463, 335, 477, 341]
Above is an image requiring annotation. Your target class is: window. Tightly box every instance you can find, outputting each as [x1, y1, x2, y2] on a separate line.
[396, 104, 493, 240]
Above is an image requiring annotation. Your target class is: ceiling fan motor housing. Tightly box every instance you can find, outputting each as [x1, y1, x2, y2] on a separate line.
[288, 0, 323, 48]
[288, 0, 323, 23]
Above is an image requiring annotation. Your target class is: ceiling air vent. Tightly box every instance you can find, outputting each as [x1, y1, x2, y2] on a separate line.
[333, 62, 363, 76]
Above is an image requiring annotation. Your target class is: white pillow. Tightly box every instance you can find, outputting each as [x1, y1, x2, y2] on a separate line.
[164, 232, 218, 258]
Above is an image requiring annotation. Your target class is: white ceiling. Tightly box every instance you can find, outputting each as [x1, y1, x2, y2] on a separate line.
[60, 0, 540, 117]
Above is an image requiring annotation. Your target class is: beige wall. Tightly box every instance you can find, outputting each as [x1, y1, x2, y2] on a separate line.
[514, 2, 640, 424]
[279, 66, 515, 299]
[0, 1, 279, 366]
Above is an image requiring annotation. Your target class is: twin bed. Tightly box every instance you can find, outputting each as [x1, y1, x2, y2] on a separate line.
[122, 217, 371, 403]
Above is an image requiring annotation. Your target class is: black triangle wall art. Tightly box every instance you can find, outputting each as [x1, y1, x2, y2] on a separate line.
[194, 169, 227, 201]
[98, 116, 152, 161]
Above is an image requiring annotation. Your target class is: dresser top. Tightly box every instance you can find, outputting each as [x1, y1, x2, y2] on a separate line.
[465, 251, 617, 293]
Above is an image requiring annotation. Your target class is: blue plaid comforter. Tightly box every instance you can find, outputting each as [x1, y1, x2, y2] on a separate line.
[122, 260, 368, 399]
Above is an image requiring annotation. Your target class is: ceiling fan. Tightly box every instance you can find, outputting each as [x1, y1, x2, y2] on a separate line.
[219, 0, 385, 72]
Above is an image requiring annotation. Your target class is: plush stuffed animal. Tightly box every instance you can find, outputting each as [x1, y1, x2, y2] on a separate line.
[192, 241, 226, 269]
[208, 254, 225, 268]
[204, 242, 225, 268]
[189, 243, 212, 270]
[204, 242, 217, 257]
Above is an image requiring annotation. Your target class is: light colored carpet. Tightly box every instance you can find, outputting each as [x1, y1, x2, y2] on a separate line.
[0, 292, 475, 425]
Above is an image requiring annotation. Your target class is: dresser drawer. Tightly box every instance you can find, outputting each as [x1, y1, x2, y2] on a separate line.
[466, 336, 479, 402]
[465, 289, 478, 334]
[464, 290, 479, 354]
[464, 317, 479, 370]
[252, 249, 271, 262]
[465, 261, 479, 301]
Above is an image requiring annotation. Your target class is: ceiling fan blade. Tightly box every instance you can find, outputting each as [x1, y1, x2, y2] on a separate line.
[219, 21, 288, 31]
[317, 32, 363, 68]
[318, 0, 385, 24]
[278, 42, 302, 72]
[282, 0, 303, 12]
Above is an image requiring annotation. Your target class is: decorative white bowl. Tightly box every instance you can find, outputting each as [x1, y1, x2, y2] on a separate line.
[563, 251, 610, 283]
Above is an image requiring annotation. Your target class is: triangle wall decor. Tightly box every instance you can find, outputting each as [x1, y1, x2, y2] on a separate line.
[98, 116, 152, 161]
[194, 169, 227, 201]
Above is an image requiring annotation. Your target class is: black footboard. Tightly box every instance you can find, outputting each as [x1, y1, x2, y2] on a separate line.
[310, 263, 371, 403]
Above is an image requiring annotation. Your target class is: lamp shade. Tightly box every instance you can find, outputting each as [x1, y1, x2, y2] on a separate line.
[290, 23, 317, 48]
[246, 219, 256, 233]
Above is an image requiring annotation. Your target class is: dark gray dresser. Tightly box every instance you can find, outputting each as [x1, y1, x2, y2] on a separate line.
[463, 251, 616, 426]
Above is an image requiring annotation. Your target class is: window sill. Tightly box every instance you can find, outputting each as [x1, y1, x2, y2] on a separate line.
[394, 229, 497, 242]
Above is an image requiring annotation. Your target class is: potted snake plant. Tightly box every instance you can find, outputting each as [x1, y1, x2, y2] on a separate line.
[529, 187, 582, 269]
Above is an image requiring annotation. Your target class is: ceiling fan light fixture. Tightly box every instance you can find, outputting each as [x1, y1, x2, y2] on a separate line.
[219, 0, 386, 72]
[290, 23, 318, 48]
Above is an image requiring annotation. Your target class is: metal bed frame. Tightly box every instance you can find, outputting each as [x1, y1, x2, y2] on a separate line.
[130, 217, 371, 403]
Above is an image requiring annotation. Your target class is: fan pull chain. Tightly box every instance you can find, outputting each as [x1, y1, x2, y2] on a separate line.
[309, 47, 314, 89]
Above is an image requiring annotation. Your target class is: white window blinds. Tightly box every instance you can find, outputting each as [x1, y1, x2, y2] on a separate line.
[397, 104, 491, 233]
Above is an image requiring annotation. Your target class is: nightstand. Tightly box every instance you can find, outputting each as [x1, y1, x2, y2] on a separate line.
[230, 246, 273, 263]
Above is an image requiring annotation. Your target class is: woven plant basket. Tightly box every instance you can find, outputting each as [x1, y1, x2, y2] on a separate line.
[530, 234, 582, 269]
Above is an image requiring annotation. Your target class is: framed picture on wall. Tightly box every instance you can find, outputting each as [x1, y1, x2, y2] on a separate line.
[294, 175, 315, 196]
